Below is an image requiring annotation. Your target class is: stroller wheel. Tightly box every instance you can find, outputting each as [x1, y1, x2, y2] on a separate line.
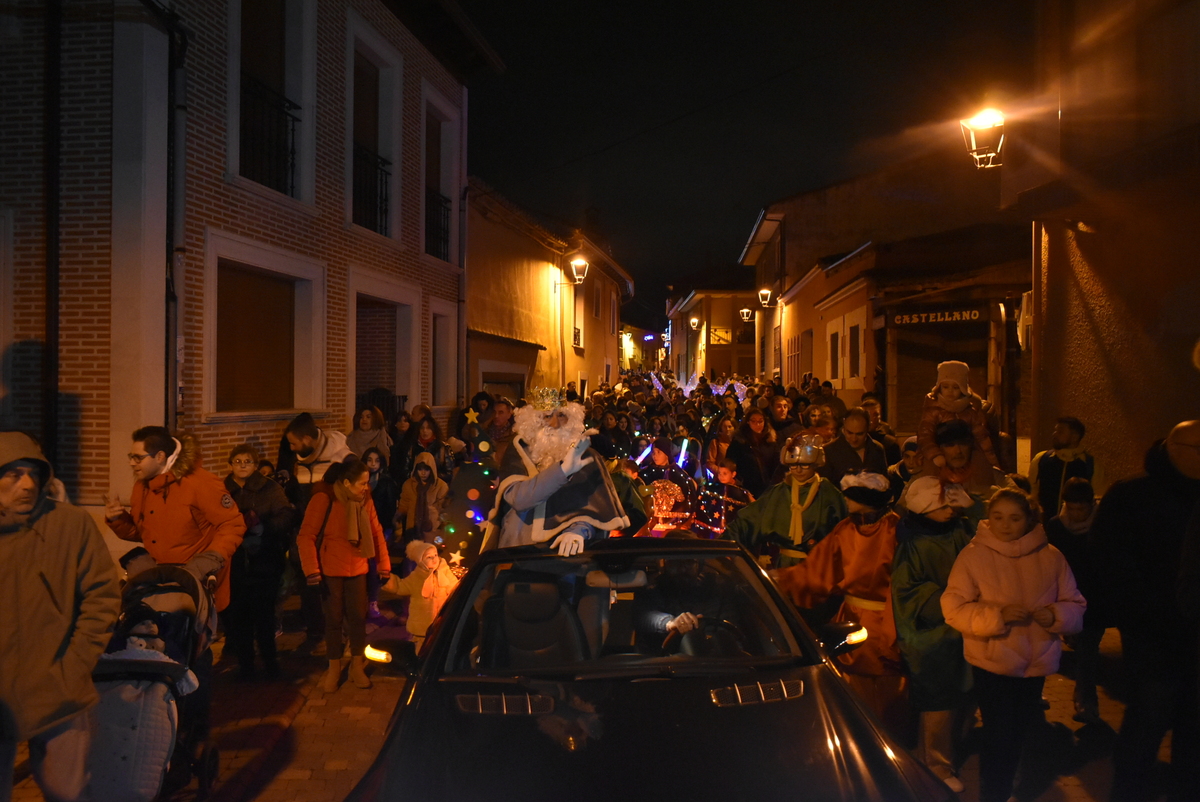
[195, 745, 219, 799]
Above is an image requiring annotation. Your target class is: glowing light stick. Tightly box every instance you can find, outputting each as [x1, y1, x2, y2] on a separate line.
[635, 444, 654, 465]
[676, 438, 689, 468]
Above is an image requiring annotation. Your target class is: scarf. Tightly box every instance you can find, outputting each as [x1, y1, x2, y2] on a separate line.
[788, 474, 823, 546]
[333, 482, 375, 559]
[1057, 502, 1096, 535]
[935, 394, 972, 414]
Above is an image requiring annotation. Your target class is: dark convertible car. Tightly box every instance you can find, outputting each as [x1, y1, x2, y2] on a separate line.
[347, 538, 953, 802]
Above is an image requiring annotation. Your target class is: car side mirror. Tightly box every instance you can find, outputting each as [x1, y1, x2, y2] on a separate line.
[365, 638, 420, 672]
[819, 621, 868, 657]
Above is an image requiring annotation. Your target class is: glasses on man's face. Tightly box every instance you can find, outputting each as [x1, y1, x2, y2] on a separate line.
[128, 453, 151, 463]
[231, 459, 256, 467]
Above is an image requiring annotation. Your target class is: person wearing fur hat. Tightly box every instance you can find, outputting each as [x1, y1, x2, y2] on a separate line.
[917, 360, 1000, 472]
[727, 435, 846, 568]
[891, 476, 979, 792]
[773, 472, 905, 732]
[381, 541, 460, 648]
[484, 396, 629, 556]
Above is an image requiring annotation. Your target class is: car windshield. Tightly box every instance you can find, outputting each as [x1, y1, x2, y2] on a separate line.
[441, 549, 816, 677]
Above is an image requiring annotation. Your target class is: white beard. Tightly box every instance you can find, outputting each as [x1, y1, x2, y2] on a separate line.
[514, 403, 587, 471]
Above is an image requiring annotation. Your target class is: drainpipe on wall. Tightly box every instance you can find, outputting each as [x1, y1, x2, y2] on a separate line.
[43, 0, 62, 465]
[138, 0, 189, 430]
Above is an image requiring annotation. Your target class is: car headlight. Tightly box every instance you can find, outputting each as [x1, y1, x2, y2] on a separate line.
[364, 644, 392, 663]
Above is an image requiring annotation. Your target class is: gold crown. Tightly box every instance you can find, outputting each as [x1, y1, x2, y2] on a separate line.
[529, 387, 563, 412]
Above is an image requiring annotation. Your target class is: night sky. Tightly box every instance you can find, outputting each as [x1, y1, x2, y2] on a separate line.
[457, 1, 1037, 323]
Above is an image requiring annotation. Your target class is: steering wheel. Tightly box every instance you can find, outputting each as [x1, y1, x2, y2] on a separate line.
[661, 616, 748, 655]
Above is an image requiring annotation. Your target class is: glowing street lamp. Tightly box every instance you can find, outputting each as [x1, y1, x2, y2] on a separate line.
[758, 288, 772, 307]
[739, 307, 753, 322]
[568, 256, 590, 283]
[689, 317, 699, 330]
[961, 108, 1005, 169]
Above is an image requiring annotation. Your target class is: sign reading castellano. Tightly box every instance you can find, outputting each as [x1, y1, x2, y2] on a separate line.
[891, 306, 987, 326]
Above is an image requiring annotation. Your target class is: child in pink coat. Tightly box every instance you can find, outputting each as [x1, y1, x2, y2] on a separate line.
[942, 488, 1085, 802]
[917, 360, 1000, 470]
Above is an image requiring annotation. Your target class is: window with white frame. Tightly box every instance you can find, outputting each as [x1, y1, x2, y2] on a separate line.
[229, 0, 315, 201]
[347, 12, 402, 238]
[422, 82, 461, 263]
[204, 231, 325, 417]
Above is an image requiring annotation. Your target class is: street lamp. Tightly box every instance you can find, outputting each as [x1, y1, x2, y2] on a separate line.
[568, 257, 589, 283]
[961, 108, 1005, 169]
[689, 317, 699, 330]
[758, 288, 772, 307]
[739, 307, 753, 322]
[661, 332, 670, 343]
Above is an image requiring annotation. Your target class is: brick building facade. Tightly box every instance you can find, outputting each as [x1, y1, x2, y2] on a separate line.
[0, 0, 500, 504]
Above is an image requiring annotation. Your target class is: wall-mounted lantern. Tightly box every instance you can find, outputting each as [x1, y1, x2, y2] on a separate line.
[568, 257, 589, 283]
[689, 317, 699, 330]
[758, 288, 772, 307]
[739, 307, 753, 322]
[961, 108, 1005, 169]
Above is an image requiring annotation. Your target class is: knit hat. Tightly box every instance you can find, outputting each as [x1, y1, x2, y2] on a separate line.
[652, 438, 677, 459]
[902, 435, 919, 453]
[904, 476, 973, 514]
[406, 540, 436, 563]
[935, 360, 970, 392]
[840, 472, 891, 508]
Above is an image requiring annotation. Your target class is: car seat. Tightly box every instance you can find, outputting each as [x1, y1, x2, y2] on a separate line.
[501, 581, 589, 668]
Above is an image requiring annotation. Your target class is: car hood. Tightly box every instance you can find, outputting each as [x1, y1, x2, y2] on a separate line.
[346, 663, 950, 802]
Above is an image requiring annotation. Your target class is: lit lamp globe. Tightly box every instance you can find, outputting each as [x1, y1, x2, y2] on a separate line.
[569, 257, 589, 283]
[758, 288, 772, 307]
[961, 108, 1005, 169]
[739, 307, 753, 322]
[689, 317, 699, 330]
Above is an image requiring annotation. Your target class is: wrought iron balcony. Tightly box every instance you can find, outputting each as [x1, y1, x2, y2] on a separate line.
[240, 74, 300, 196]
[353, 146, 391, 235]
[425, 187, 451, 261]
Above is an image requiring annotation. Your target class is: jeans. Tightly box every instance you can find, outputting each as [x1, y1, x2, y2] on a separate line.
[322, 575, 368, 659]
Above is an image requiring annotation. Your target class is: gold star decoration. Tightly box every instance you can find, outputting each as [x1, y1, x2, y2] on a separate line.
[449, 550, 464, 566]
[465, 409, 480, 424]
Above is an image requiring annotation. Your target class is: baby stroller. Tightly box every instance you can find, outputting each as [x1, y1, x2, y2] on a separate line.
[88, 550, 221, 801]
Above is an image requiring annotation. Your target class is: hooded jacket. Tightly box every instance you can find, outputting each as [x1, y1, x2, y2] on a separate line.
[397, 452, 449, 533]
[109, 434, 246, 610]
[0, 432, 121, 740]
[941, 522, 1085, 677]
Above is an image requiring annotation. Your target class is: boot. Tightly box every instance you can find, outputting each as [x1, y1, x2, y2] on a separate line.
[323, 659, 341, 693]
[349, 655, 371, 689]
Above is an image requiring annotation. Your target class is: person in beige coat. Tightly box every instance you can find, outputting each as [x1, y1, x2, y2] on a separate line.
[382, 541, 459, 648]
[0, 432, 121, 802]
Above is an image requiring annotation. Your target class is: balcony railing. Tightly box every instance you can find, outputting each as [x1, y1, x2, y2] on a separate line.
[353, 146, 391, 235]
[425, 187, 451, 261]
[240, 74, 300, 196]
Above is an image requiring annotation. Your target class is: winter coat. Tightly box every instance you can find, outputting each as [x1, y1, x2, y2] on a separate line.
[346, 426, 393, 460]
[297, 485, 391, 579]
[0, 432, 121, 740]
[224, 471, 296, 579]
[1029, 446, 1103, 517]
[1091, 440, 1200, 648]
[819, 435, 889, 483]
[775, 512, 902, 677]
[381, 556, 458, 638]
[284, 428, 353, 512]
[891, 512, 974, 710]
[397, 452, 449, 533]
[110, 435, 246, 610]
[941, 522, 1085, 677]
[916, 391, 999, 469]
[407, 437, 455, 485]
[369, 470, 401, 533]
[726, 433, 778, 497]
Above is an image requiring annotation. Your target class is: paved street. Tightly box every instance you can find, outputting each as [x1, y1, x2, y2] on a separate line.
[10, 621, 1167, 802]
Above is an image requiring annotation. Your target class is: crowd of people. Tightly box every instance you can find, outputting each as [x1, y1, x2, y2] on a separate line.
[2, 356, 1198, 802]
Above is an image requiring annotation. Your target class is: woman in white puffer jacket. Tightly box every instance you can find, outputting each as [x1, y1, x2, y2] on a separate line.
[942, 488, 1086, 802]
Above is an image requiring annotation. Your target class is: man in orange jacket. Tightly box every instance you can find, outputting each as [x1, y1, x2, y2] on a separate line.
[107, 426, 246, 611]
